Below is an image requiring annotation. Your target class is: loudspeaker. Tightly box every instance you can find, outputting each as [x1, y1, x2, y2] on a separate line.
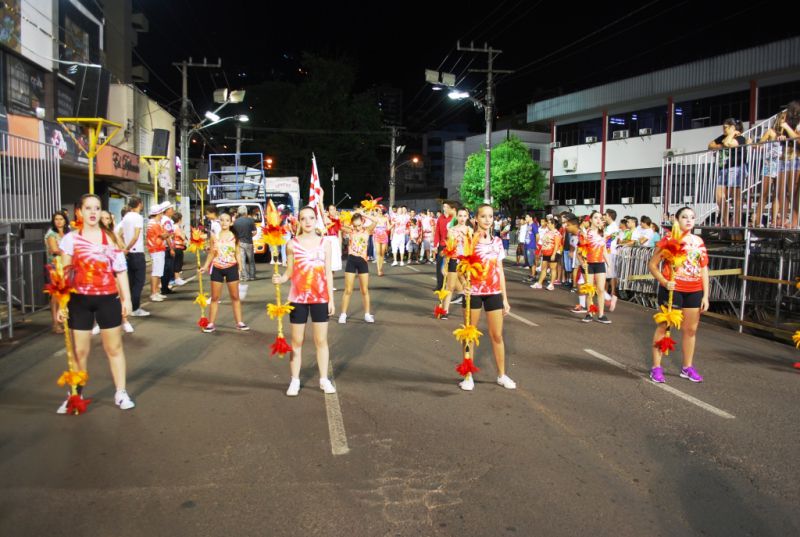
[71, 65, 111, 118]
[151, 129, 170, 156]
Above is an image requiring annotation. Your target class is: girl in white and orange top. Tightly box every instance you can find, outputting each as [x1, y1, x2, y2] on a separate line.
[339, 209, 377, 324]
[273, 206, 336, 396]
[647, 206, 709, 384]
[582, 211, 612, 324]
[458, 204, 516, 391]
[56, 194, 135, 412]
[200, 212, 247, 333]
[441, 207, 470, 317]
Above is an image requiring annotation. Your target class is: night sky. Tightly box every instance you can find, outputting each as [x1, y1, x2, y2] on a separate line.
[134, 0, 788, 132]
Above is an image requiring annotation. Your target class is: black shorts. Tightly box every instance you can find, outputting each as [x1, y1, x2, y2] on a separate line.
[345, 256, 369, 274]
[211, 264, 239, 283]
[587, 262, 606, 275]
[68, 293, 122, 330]
[289, 302, 329, 324]
[463, 293, 504, 312]
[550, 253, 563, 263]
[658, 286, 703, 309]
[447, 258, 458, 272]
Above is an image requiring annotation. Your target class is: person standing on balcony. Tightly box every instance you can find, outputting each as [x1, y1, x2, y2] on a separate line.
[774, 103, 800, 228]
[709, 118, 746, 227]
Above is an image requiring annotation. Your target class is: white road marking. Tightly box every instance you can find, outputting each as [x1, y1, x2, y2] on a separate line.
[508, 312, 540, 327]
[324, 383, 350, 456]
[52, 348, 66, 357]
[406, 265, 421, 272]
[583, 349, 735, 419]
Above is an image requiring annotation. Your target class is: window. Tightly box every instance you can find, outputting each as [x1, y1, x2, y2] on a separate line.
[609, 105, 669, 137]
[5, 55, 45, 116]
[554, 180, 601, 203]
[758, 80, 800, 120]
[530, 148, 541, 162]
[605, 177, 660, 204]
[674, 90, 750, 131]
[557, 118, 603, 147]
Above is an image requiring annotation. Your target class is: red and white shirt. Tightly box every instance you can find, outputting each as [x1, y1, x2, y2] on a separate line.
[147, 219, 166, 253]
[60, 231, 126, 295]
[585, 228, 606, 263]
[288, 238, 329, 304]
[471, 236, 505, 296]
[392, 214, 410, 236]
[662, 233, 709, 293]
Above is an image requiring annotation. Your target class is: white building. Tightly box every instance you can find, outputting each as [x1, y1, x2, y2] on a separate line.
[444, 129, 551, 202]
[527, 37, 800, 223]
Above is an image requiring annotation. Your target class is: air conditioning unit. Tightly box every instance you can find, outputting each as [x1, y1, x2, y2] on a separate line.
[662, 148, 685, 158]
[638, 128, 652, 136]
[562, 158, 578, 172]
[612, 130, 629, 140]
[621, 197, 635, 204]
[565, 199, 577, 206]
[585, 136, 598, 144]
[549, 141, 561, 149]
[651, 196, 662, 204]
[547, 199, 559, 206]
[683, 195, 694, 203]
[583, 198, 596, 205]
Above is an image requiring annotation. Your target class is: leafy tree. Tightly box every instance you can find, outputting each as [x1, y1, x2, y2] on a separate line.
[242, 53, 387, 204]
[460, 136, 547, 218]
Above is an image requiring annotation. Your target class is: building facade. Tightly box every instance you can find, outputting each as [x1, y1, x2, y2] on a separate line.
[527, 37, 800, 223]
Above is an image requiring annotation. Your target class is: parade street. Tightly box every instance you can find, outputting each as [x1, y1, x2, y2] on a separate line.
[1, 260, 798, 537]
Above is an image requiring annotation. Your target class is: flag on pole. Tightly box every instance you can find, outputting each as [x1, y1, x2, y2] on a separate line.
[308, 154, 326, 233]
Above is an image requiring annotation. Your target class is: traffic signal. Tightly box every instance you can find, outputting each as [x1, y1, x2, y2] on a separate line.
[264, 157, 274, 170]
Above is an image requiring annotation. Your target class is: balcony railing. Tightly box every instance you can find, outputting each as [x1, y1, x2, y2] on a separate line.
[0, 131, 61, 224]
[661, 138, 799, 228]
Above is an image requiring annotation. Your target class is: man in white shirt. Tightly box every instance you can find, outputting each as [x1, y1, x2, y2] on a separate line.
[603, 209, 620, 307]
[120, 197, 149, 316]
[637, 215, 655, 247]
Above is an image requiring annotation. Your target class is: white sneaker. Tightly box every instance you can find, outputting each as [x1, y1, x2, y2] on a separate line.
[156, 293, 168, 299]
[391, 260, 398, 266]
[338, 313, 347, 324]
[400, 261, 405, 266]
[320, 378, 337, 394]
[546, 283, 555, 291]
[364, 313, 375, 323]
[114, 390, 135, 410]
[150, 294, 164, 302]
[130, 308, 151, 317]
[122, 321, 134, 334]
[174, 278, 187, 286]
[91, 324, 100, 335]
[56, 396, 69, 414]
[531, 282, 542, 289]
[459, 376, 475, 391]
[497, 375, 517, 389]
[286, 378, 300, 397]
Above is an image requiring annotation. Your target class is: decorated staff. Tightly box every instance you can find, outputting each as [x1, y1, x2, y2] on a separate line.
[45, 259, 89, 415]
[652, 222, 687, 355]
[453, 230, 482, 381]
[262, 200, 293, 357]
[576, 231, 599, 316]
[433, 236, 457, 318]
[647, 207, 709, 384]
[187, 228, 209, 329]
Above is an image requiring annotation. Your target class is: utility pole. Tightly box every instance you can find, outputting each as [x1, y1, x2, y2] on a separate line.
[331, 166, 336, 206]
[389, 126, 397, 208]
[457, 42, 513, 204]
[173, 57, 222, 223]
[235, 123, 242, 155]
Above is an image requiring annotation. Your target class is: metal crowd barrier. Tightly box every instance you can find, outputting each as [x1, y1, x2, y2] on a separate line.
[0, 225, 49, 340]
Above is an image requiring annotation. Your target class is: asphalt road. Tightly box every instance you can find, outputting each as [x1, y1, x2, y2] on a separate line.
[1, 259, 798, 537]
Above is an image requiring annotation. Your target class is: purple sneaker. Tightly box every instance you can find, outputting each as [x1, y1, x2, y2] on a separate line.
[680, 366, 703, 383]
[650, 367, 665, 384]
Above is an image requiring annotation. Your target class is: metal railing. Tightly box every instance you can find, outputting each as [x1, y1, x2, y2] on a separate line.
[0, 131, 61, 223]
[661, 139, 799, 229]
[0, 224, 49, 339]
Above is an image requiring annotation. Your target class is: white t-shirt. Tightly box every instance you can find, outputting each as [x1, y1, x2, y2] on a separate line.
[637, 226, 654, 246]
[518, 223, 528, 243]
[120, 211, 144, 253]
[605, 222, 620, 254]
[210, 219, 222, 236]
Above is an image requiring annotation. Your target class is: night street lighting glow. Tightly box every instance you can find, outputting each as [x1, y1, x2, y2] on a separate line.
[205, 111, 220, 122]
[448, 90, 470, 100]
[237, 114, 249, 122]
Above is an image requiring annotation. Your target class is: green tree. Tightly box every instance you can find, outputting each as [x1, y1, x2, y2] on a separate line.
[243, 53, 387, 203]
[460, 136, 547, 218]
